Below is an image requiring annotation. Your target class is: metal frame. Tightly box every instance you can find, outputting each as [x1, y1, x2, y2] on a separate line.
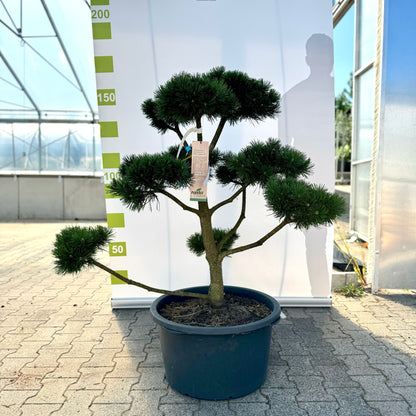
[0, 1, 99, 175]
[333, 0, 355, 27]
[350, 0, 377, 241]
[0, 0, 97, 123]
[0, 51, 41, 118]
[39, 0, 96, 118]
[371, 0, 385, 293]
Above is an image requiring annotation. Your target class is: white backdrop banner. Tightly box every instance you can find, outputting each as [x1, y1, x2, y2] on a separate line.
[91, 0, 335, 307]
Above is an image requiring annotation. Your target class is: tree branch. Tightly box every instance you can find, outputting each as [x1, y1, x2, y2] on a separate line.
[210, 117, 227, 152]
[173, 123, 183, 139]
[219, 218, 292, 260]
[196, 117, 203, 141]
[91, 259, 210, 300]
[210, 185, 247, 214]
[217, 188, 246, 252]
[159, 189, 199, 215]
[165, 123, 190, 148]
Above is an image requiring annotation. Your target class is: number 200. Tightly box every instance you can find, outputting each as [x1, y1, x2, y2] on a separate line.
[92, 9, 110, 19]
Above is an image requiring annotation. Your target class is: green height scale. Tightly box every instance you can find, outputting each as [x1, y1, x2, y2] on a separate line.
[91, 0, 128, 286]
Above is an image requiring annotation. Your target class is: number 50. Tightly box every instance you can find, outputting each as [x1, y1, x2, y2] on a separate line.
[109, 242, 126, 257]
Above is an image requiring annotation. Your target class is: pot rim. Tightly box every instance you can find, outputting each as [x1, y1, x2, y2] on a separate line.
[150, 285, 281, 335]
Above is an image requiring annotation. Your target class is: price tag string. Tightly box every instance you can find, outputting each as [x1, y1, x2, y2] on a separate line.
[176, 127, 202, 158]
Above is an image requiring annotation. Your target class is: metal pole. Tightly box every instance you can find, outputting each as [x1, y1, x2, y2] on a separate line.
[38, 123, 42, 172]
[12, 123, 16, 170]
[0, 51, 41, 118]
[67, 130, 71, 169]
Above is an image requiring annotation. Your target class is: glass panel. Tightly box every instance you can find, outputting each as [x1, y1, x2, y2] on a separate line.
[94, 124, 102, 172]
[22, 42, 88, 112]
[12, 124, 40, 171]
[352, 162, 371, 237]
[0, 80, 33, 113]
[0, 1, 101, 174]
[44, 0, 97, 112]
[21, 0, 54, 37]
[41, 124, 100, 171]
[0, 124, 14, 169]
[356, 0, 378, 69]
[40, 128, 68, 171]
[28, 37, 79, 88]
[0, 0, 97, 120]
[0, 59, 20, 88]
[0, 122, 102, 173]
[354, 68, 375, 161]
[0, 0, 21, 31]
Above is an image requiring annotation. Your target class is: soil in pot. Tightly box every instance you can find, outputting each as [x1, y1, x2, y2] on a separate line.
[158, 294, 271, 327]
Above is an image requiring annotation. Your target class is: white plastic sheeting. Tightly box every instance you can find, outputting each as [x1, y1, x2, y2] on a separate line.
[92, 0, 336, 307]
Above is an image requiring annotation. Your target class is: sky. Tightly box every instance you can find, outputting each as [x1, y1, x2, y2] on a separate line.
[333, 5, 355, 97]
[0, 1, 355, 116]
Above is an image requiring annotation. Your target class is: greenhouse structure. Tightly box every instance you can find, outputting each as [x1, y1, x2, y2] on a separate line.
[0, 0, 105, 220]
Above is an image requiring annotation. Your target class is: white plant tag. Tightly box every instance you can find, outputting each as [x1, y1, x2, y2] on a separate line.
[190, 141, 209, 201]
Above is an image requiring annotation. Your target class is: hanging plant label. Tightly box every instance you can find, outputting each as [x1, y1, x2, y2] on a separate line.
[190, 141, 209, 201]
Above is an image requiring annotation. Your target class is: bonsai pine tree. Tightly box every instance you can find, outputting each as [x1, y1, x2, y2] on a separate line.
[53, 67, 344, 306]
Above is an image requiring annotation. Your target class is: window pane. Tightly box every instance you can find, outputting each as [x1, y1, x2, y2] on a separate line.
[357, 0, 378, 68]
[352, 161, 371, 236]
[354, 68, 375, 161]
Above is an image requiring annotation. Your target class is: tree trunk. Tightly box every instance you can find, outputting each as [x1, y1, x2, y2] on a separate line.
[198, 201, 224, 305]
[207, 258, 224, 306]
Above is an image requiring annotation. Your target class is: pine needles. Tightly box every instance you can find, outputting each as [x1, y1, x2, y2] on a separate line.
[53, 226, 113, 274]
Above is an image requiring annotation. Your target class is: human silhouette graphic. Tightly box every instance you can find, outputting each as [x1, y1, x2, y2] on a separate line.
[278, 33, 335, 297]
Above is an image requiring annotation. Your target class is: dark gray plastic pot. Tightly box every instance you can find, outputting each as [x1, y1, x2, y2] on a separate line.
[150, 286, 281, 400]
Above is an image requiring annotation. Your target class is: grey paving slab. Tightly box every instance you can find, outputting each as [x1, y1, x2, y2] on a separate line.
[372, 363, 416, 387]
[127, 389, 164, 416]
[391, 386, 416, 413]
[281, 355, 321, 376]
[289, 375, 336, 402]
[317, 364, 360, 388]
[195, 401, 237, 415]
[228, 402, 269, 415]
[89, 403, 131, 415]
[327, 387, 380, 416]
[339, 354, 382, 376]
[350, 375, 404, 401]
[298, 401, 340, 416]
[1, 221, 416, 416]
[368, 401, 414, 416]
[262, 365, 295, 388]
[263, 388, 307, 416]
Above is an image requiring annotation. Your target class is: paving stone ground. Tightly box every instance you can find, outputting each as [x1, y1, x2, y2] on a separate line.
[0, 221, 415, 416]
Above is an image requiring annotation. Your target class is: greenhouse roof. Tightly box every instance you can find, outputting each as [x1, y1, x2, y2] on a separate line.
[0, 0, 98, 124]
